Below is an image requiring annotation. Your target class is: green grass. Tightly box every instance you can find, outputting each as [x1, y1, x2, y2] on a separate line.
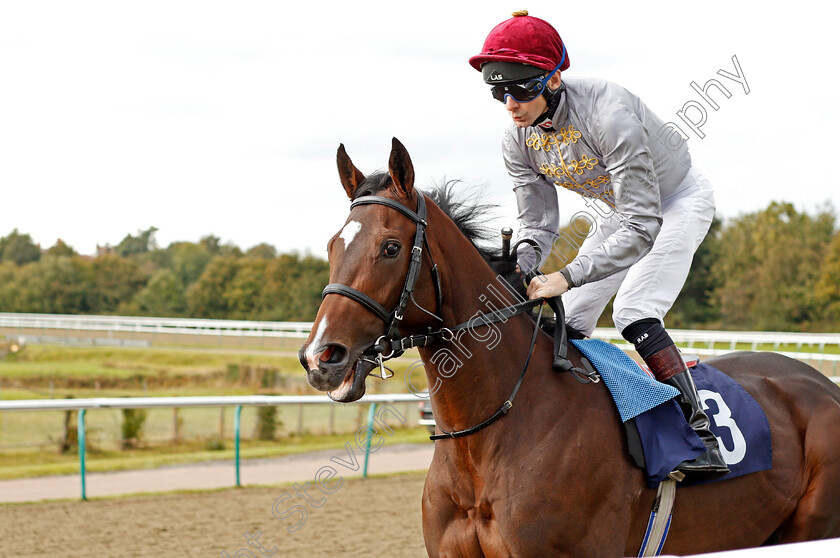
[0, 344, 427, 384]
[0, 345, 303, 378]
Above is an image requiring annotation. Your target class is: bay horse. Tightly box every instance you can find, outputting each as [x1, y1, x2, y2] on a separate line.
[299, 138, 840, 557]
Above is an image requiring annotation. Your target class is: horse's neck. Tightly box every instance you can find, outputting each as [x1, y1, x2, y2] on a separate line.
[418, 203, 541, 432]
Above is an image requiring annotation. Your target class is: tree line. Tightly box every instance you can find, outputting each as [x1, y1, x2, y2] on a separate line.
[0, 228, 328, 321]
[1, 199, 838, 331]
[544, 201, 840, 332]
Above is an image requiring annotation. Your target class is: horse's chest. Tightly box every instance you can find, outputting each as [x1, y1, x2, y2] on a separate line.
[438, 502, 510, 557]
[425, 446, 629, 557]
[430, 476, 557, 556]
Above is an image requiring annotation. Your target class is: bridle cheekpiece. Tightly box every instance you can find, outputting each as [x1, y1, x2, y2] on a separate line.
[322, 193, 445, 379]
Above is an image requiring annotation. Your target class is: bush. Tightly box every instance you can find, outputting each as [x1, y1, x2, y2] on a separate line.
[256, 406, 280, 440]
[121, 408, 148, 449]
[204, 437, 226, 451]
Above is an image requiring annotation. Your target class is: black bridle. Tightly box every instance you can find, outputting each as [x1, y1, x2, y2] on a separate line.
[321, 193, 553, 440]
[322, 194, 444, 378]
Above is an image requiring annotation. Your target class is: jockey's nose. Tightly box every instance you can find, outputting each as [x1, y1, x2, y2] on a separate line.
[504, 95, 520, 111]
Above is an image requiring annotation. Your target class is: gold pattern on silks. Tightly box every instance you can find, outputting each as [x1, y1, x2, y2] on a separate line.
[558, 126, 582, 145]
[539, 153, 598, 178]
[526, 126, 582, 152]
[526, 132, 560, 152]
[527, 127, 616, 208]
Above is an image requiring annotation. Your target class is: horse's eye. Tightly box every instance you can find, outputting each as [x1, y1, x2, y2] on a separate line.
[383, 242, 401, 258]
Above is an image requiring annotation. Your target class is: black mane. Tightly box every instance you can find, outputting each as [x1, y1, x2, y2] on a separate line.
[353, 171, 499, 260]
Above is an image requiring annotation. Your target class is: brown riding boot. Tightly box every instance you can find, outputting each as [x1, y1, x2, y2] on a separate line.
[645, 344, 731, 480]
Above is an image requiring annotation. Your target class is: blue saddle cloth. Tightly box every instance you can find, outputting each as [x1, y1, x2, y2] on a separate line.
[569, 339, 772, 487]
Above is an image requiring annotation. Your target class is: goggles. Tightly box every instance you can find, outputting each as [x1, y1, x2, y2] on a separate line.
[490, 47, 566, 104]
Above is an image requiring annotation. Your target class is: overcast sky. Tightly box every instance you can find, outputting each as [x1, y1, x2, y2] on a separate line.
[1, 1, 836, 257]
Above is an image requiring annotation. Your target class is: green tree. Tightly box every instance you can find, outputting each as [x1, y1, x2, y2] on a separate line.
[813, 231, 840, 329]
[260, 253, 329, 321]
[197, 235, 241, 258]
[185, 255, 242, 318]
[129, 269, 187, 317]
[88, 255, 148, 314]
[0, 261, 20, 310]
[200, 235, 221, 255]
[710, 202, 835, 331]
[168, 242, 213, 286]
[3, 255, 92, 313]
[47, 239, 76, 257]
[224, 259, 268, 319]
[0, 229, 41, 266]
[116, 227, 158, 258]
[246, 243, 277, 260]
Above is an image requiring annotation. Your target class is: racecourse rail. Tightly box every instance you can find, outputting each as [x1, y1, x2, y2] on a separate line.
[3, 312, 840, 373]
[0, 394, 427, 500]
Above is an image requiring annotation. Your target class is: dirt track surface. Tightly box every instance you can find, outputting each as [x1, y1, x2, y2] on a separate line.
[0, 473, 429, 557]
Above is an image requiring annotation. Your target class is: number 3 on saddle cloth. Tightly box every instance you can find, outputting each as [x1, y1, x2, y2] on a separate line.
[570, 339, 773, 488]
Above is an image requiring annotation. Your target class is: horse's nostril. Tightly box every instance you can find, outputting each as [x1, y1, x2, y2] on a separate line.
[320, 344, 347, 365]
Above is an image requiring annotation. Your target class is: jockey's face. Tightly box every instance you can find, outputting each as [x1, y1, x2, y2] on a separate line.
[504, 72, 562, 128]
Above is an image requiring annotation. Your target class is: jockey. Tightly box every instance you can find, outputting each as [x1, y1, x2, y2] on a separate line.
[470, 11, 728, 478]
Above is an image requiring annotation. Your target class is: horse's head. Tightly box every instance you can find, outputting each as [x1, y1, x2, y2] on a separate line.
[299, 138, 441, 402]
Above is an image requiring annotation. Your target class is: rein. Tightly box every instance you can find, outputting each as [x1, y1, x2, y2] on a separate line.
[321, 193, 547, 439]
[431, 304, 544, 440]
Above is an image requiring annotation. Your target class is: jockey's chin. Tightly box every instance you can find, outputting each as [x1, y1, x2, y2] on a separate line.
[506, 95, 548, 128]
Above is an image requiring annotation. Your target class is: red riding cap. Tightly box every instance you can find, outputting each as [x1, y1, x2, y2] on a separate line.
[469, 10, 570, 73]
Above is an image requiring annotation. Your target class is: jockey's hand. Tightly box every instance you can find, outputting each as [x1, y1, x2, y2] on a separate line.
[527, 272, 569, 300]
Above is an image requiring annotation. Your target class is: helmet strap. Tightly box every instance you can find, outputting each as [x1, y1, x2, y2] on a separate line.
[531, 82, 566, 130]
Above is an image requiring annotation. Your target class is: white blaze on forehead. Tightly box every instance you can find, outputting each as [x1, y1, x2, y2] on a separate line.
[339, 220, 362, 251]
[305, 316, 329, 369]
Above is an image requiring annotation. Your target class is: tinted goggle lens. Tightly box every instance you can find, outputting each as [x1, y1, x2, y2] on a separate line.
[491, 79, 545, 103]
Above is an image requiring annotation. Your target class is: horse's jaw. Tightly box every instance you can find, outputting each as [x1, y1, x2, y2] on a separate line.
[322, 356, 378, 403]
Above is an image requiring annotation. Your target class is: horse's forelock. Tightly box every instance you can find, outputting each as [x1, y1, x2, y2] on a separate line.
[351, 171, 393, 200]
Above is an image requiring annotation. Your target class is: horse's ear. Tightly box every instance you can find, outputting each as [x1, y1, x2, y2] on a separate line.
[337, 144, 366, 200]
[388, 137, 415, 199]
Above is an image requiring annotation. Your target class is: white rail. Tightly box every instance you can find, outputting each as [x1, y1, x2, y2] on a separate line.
[0, 312, 312, 338]
[591, 327, 840, 373]
[0, 393, 426, 412]
[592, 327, 840, 351]
[3, 313, 839, 348]
[3, 312, 840, 372]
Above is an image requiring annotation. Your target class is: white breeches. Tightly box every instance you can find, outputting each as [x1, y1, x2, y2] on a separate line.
[562, 167, 716, 337]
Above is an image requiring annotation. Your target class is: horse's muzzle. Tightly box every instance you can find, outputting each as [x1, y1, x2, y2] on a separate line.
[299, 343, 350, 389]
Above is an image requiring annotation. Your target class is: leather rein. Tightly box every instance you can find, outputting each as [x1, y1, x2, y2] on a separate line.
[321, 193, 545, 440]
